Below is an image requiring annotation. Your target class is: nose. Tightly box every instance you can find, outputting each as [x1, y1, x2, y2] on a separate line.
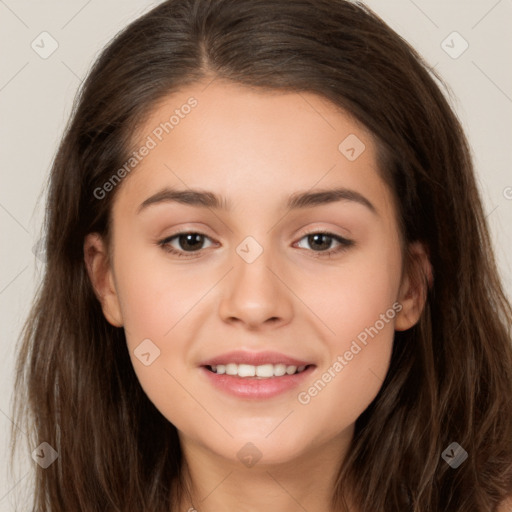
[218, 243, 294, 330]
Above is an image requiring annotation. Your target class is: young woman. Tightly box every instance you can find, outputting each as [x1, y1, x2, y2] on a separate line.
[10, 0, 512, 510]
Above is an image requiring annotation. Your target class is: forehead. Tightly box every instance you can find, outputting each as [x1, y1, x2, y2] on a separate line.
[113, 79, 395, 221]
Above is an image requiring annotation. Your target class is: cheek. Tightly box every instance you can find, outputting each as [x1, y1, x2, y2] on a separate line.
[294, 236, 401, 423]
[295, 297, 397, 445]
[114, 249, 201, 423]
[113, 245, 216, 410]
[114, 243, 211, 343]
[303, 232, 402, 345]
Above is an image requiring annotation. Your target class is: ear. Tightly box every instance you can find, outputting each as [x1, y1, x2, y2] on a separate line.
[83, 233, 124, 327]
[395, 241, 433, 331]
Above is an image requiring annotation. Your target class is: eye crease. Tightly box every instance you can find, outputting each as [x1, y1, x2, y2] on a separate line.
[157, 230, 355, 259]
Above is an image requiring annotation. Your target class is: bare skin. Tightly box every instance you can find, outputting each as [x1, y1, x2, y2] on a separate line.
[84, 78, 431, 512]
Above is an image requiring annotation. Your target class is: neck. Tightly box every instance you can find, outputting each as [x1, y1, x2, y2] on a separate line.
[172, 426, 356, 512]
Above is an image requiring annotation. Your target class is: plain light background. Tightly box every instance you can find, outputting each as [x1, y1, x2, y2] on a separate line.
[1, 0, 511, 509]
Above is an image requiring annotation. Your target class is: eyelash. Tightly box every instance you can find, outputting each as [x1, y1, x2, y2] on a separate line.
[157, 230, 354, 259]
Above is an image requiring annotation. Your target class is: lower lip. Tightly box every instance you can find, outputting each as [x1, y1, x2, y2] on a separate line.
[200, 365, 315, 399]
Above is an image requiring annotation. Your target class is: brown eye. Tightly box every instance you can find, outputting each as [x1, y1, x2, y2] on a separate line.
[295, 231, 354, 257]
[158, 232, 215, 257]
[173, 233, 206, 252]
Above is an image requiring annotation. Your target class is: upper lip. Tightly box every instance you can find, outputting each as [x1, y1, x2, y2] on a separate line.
[200, 350, 314, 367]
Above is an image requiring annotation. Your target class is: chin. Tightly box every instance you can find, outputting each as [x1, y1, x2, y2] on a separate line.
[210, 432, 311, 467]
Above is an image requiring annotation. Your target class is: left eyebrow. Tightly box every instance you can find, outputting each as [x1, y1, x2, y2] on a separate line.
[137, 187, 230, 213]
[137, 186, 378, 216]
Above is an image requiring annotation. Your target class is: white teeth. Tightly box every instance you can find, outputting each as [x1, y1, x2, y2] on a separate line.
[256, 364, 274, 377]
[286, 365, 297, 375]
[209, 363, 308, 378]
[225, 363, 238, 376]
[274, 364, 287, 376]
[237, 364, 256, 377]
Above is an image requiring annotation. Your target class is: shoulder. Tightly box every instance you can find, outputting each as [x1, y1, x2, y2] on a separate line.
[497, 495, 512, 512]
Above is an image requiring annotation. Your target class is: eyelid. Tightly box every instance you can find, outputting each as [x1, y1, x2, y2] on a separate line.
[157, 230, 217, 258]
[293, 228, 354, 256]
[157, 226, 355, 259]
[294, 221, 353, 239]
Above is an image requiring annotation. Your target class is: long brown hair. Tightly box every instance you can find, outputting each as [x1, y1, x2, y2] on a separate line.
[10, 0, 512, 510]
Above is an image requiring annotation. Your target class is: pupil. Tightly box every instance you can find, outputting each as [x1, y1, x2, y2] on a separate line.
[309, 233, 331, 251]
[177, 233, 332, 252]
[180, 233, 203, 251]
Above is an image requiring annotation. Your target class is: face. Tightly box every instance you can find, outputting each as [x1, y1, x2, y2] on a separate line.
[85, 79, 427, 467]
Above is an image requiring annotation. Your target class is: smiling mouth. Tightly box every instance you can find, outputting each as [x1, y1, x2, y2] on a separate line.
[205, 363, 313, 378]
